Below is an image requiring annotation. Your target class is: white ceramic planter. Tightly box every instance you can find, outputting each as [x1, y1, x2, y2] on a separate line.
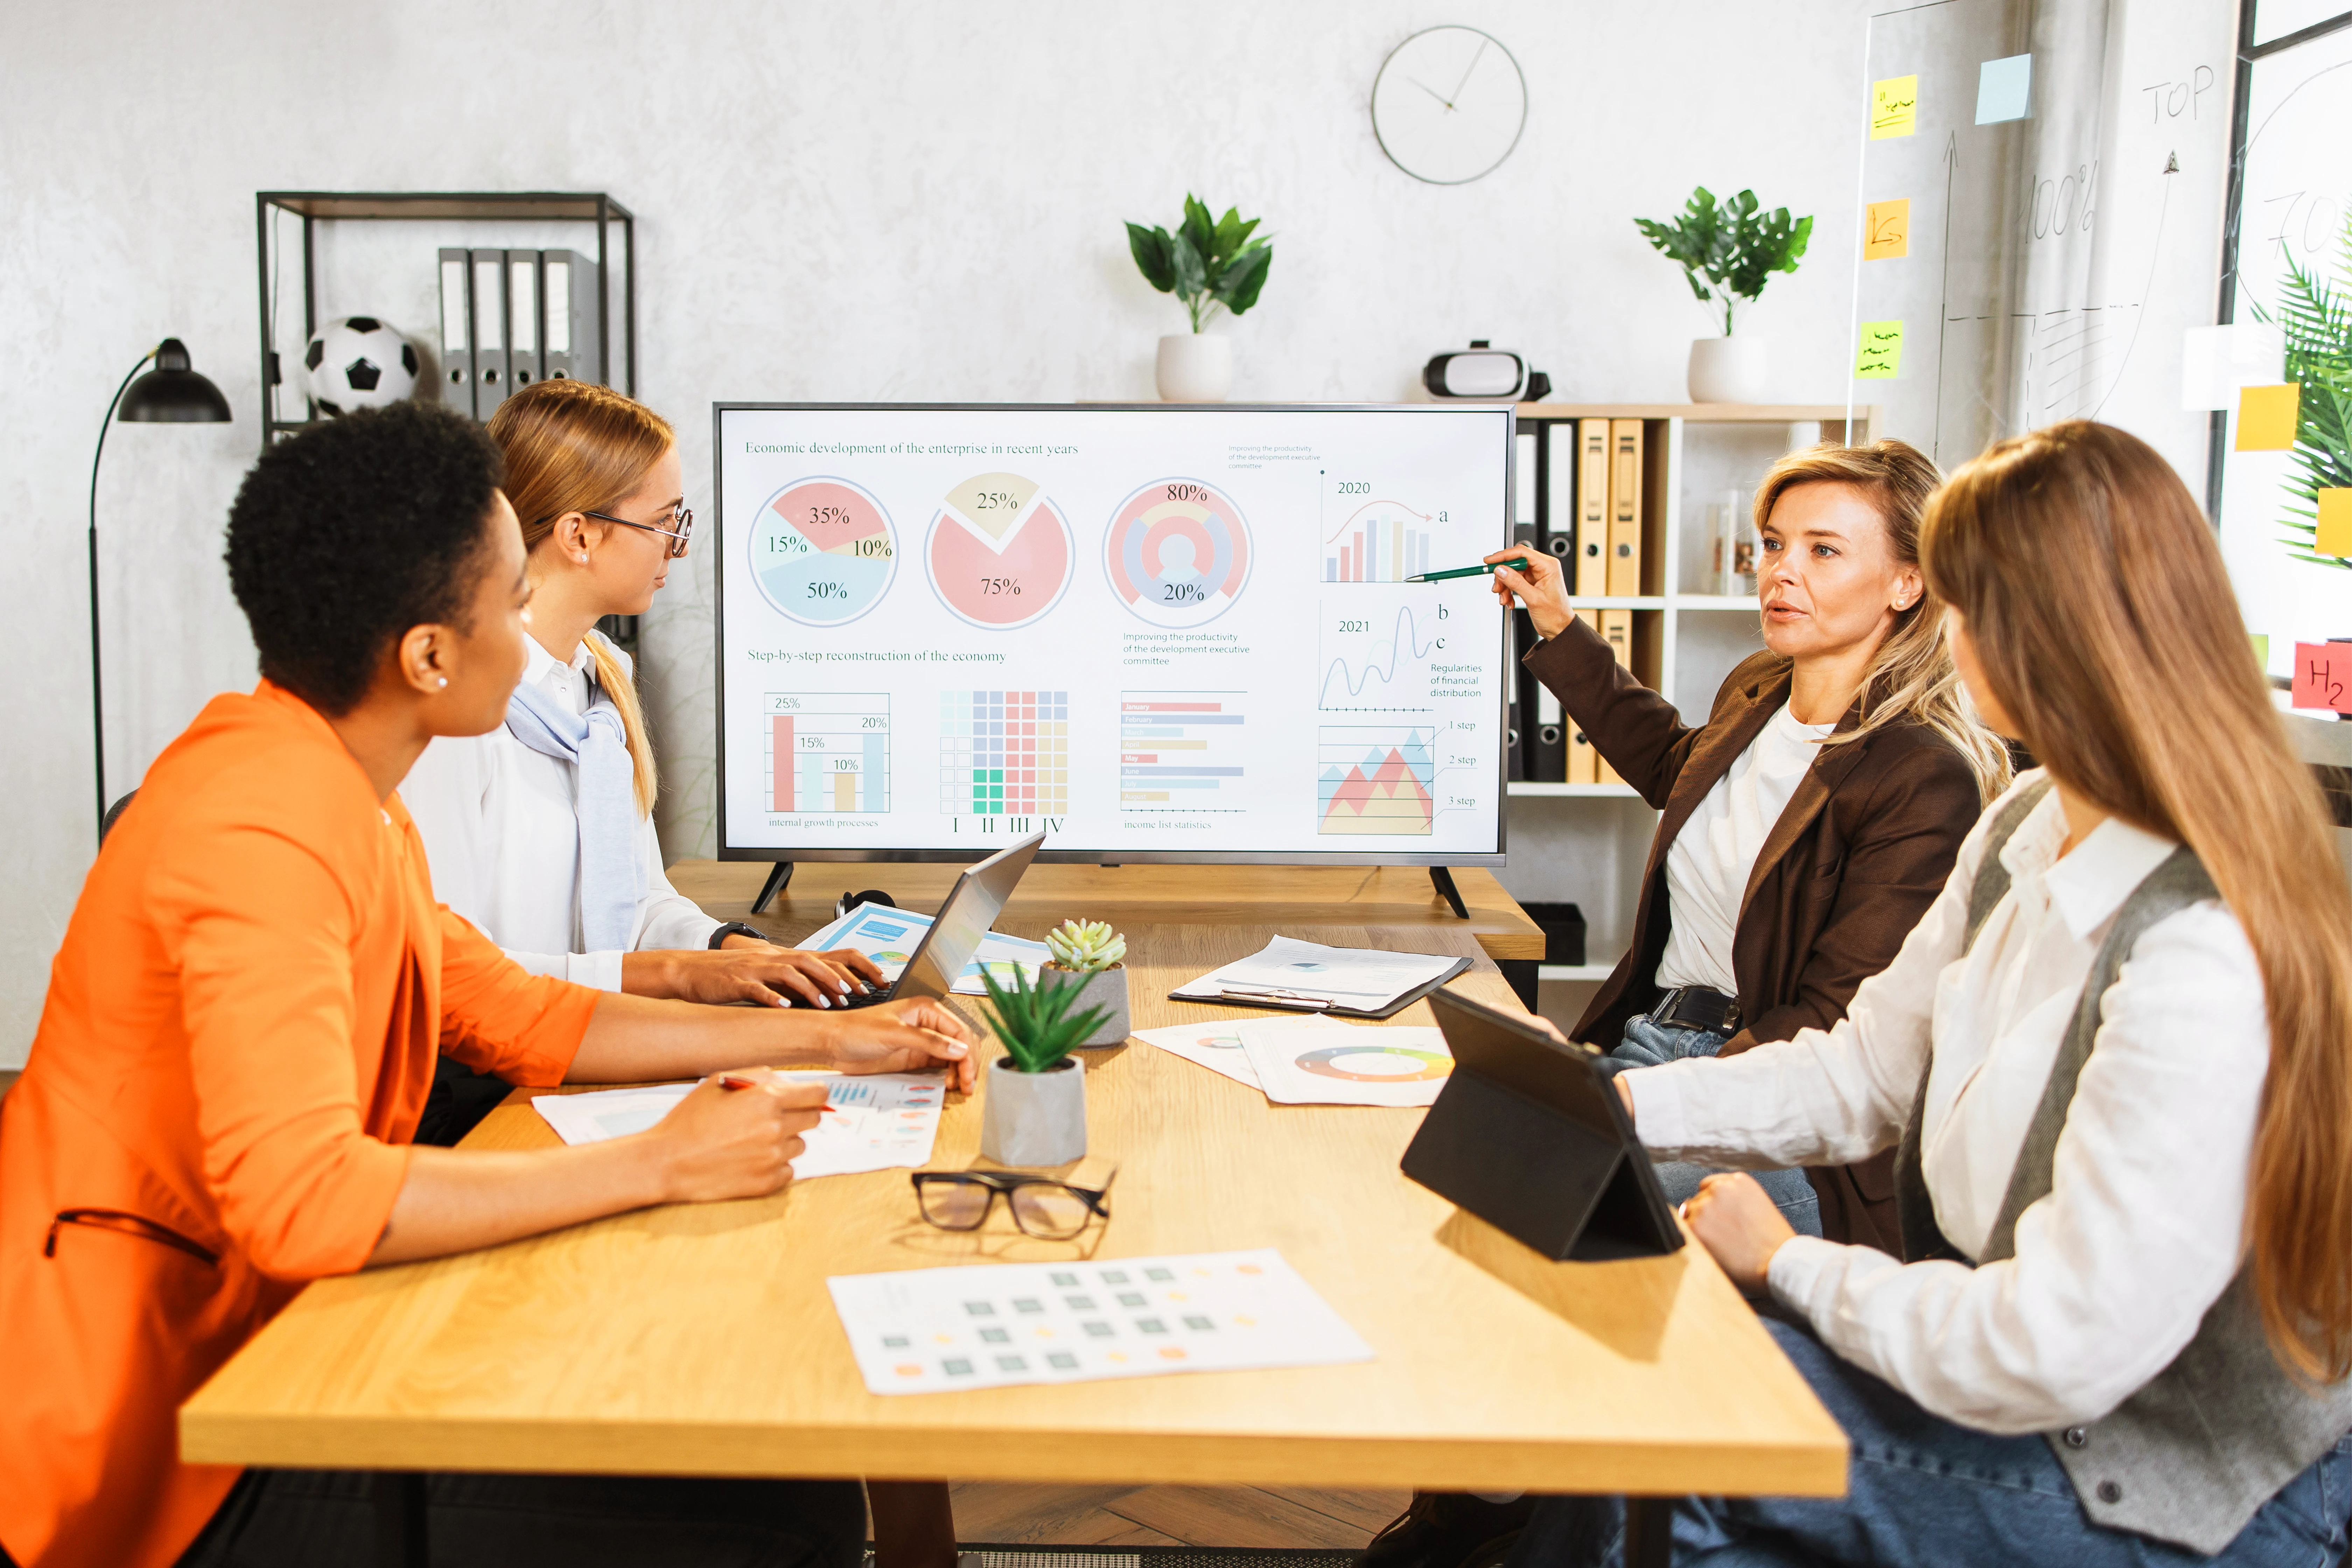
[1687, 336, 1768, 404]
[1046, 964, 1132, 1046]
[1157, 332, 1233, 402]
[980, 1056, 1088, 1166]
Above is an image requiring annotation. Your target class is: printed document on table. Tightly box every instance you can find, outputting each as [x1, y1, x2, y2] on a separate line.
[1238, 1018, 1454, 1108]
[828, 1247, 1373, 1395]
[1170, 934, 1461, 1011]
[531, 1072, 947, 1178]
[1133, 1015, 1349, 1089]
[794, 902, 1048, 996]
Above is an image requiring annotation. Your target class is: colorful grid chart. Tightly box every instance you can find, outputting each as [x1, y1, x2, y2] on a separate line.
[938, 690, 1068, 817]
[765, 693, 890, 812]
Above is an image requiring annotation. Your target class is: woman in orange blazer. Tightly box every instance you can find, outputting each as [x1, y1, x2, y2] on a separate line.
[0, 404, 975, 1568]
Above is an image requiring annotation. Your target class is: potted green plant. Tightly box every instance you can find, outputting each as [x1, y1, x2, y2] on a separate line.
[1126, 194, 1273, 402]
[978, 966, 1111, 1166]
[1634, 187, 1814, 405]
[1043, 919, 1130, 1046]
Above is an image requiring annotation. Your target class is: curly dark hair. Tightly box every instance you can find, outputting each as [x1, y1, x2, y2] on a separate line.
[224, 402, 505, 715]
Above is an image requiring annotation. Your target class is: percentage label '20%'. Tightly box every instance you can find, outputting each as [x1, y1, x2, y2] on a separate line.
[1163, 582, 1206, 604]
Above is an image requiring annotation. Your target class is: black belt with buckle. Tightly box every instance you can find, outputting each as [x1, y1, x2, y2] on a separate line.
[1649, 985, 1742, 1037]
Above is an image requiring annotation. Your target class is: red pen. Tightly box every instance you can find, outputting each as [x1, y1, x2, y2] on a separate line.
[718, 1074, 759, 1091]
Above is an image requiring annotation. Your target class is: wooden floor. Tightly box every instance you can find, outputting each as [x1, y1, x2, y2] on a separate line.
[947, 1483, 1407, 1550]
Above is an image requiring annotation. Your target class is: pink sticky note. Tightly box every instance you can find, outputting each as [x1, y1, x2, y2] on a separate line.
[2291, 643, 2352, 713]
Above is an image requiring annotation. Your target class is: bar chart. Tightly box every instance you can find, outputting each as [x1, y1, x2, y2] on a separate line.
[1119, 692, 1247, 810]
[765, 693, 891, 813]
[1323, 500, 1437, 583]
[938, 690, 1068, 817]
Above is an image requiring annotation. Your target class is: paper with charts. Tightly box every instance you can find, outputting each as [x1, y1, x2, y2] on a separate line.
[828, 1248, 1373, 1395]
[531, 1073, 946, 1179]
[1170, 934, 1463, 1012]
[1133, 1014, 1349, 1089]
[1238, 1018, 1454, 1107]
[795, 901, 1049, 996]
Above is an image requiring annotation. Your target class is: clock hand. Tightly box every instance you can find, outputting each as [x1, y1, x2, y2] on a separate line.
[1407, 75, 1456, 111]
[1447, 39, 1489, 105]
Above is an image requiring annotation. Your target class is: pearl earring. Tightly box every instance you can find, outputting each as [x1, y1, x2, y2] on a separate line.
[578, 553, 589, 563]
[436, 677, 448, 688]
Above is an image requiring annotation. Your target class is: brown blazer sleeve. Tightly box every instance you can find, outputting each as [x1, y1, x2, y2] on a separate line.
[1522, 617, 1702, 807]
[1721, 733, 1983, 1055]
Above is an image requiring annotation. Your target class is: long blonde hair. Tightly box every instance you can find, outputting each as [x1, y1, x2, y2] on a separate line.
[1924, 419, 2352, 1381]
[486, 380, 673, 817]
[1754, 440, 2012, 803]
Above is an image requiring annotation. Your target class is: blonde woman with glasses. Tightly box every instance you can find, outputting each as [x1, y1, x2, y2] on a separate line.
[402, 382, 883, 1141]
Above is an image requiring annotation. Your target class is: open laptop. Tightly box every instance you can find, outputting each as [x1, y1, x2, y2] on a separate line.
[839, 830, 1046, 1008]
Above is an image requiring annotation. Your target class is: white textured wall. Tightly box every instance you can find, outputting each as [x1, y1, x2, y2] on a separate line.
[0, 0, 1889, 1066]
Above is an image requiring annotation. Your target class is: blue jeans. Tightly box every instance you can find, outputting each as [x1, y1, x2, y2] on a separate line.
[1503, 1315, 2352, 1566]
[1604, 1014, 1822, 1239]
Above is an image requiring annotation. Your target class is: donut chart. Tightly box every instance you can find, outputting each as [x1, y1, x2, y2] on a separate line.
[1105, 478, 1251, 627]
[926, 472, 1074, 630]
[1294, 1044, 1452, 1084]
[751, 478, 896, 626]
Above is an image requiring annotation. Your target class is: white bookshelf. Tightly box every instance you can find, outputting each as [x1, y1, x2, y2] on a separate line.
[1502, 403, 1878, 1016]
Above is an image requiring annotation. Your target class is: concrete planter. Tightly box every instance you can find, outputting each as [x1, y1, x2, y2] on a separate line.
[980, 1055, 1087, 1166]
[1046, 962, 1132, 1047]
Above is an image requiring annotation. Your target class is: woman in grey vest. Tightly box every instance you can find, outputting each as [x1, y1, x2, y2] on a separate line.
[1510, 421, 2352, 1565]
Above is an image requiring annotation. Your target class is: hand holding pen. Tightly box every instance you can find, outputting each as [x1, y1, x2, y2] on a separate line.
[1454, 546, 1573, 639]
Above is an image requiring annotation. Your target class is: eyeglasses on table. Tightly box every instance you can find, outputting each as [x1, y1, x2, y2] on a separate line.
[911, 1168, 1116, 1240]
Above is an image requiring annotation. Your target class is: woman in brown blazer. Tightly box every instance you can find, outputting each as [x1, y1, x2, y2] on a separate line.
[1359, 441, 2009, 1568]
[1505, 440, 2009, 1245]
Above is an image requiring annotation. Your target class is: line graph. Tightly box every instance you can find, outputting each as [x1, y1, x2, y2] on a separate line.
[1318, 598, 1455, 711]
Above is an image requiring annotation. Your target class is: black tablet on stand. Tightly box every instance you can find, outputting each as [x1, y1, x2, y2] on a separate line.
[1403, 988, 1684, 1261]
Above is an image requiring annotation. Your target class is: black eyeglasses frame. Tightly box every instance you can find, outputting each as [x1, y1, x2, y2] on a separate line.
[909, 1169, 1115, 1239]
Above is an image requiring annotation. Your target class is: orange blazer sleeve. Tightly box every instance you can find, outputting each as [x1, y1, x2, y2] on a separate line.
[436, 906, 597, 1088]
[149, 823, 411, 1282]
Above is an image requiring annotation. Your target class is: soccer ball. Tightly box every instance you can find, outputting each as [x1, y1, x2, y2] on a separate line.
[303, 316, 419, 414]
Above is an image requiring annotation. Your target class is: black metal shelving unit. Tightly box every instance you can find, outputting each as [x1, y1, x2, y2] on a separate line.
[253, 190, 636, 453]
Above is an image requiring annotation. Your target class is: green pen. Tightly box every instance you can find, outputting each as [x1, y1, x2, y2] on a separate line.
[1406, 561, 1508, 583]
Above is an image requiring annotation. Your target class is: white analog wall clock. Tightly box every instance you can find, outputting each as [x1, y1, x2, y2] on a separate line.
[1370, 26, 1528, 186]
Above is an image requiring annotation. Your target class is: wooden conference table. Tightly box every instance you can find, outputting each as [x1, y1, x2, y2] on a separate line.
[181, 865, 1845, 1566]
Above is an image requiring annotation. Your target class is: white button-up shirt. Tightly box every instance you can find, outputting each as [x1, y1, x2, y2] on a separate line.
[398, 637, 721, 989]
[1628, 772, 2270, 1433]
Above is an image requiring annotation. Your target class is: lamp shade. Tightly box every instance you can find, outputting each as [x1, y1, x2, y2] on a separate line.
[118, 338, 231, 423]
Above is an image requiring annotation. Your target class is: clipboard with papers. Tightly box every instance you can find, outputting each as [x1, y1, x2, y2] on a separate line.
[1168, 935, 1473, 1020]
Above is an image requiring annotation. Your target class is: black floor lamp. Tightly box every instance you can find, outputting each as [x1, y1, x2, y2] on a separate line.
[89, 339, 232, 836]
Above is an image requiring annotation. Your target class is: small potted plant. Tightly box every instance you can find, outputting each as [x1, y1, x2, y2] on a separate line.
[1043, 919, 1131, 1046]
[1634, 187, 1813, 405]
[1125, 194, 1273, 402]
[979, 967, 1110, 1166]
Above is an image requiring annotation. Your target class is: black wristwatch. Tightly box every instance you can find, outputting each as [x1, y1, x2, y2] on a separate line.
[709, 921, 766, 948]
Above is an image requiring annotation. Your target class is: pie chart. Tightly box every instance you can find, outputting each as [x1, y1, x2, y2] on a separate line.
[1294, 1044, 1451, 1083]
[1105, 478, 1251, 628]
[926, 472, 1073, 630]
[751, 477, 896, 626]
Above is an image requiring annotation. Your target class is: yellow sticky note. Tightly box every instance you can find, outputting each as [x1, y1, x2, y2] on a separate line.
[2317, 489, 2352, 556]
[2236, 383, 2302, 451]
[1872, 76, 1919, 139]
[1855, 321, 1905, 379]
[1865, 198, 1911, 259]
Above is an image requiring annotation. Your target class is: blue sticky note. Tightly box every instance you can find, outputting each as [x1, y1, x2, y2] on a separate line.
[1977, 54, 2031, 124]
